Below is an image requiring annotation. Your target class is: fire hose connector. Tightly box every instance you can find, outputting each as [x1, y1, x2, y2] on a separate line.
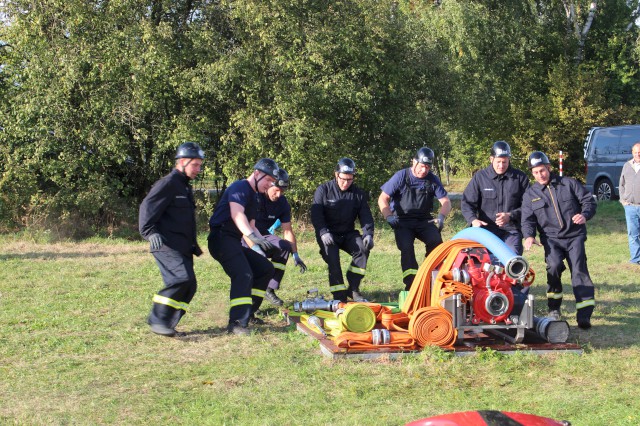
[371, 329, 391, 345]
[451, 267, 470, 284]
[485, 292, 510, 317]
[293, 289, 341, 313]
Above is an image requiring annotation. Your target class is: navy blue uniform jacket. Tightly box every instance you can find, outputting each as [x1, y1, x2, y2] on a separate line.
[311, 180, 374, 237]
[461, 165, 530, 232]
[521, 174, 596, 240]
[139, 169, 201, 256]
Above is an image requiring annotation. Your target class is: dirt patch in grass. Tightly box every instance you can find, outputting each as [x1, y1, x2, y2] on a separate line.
[0, 241, 146, 260]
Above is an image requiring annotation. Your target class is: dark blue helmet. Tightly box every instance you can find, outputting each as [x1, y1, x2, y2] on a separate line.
[415, 147, 434, 165]
[528, 151, 551, 169]
[274, 168, 289, 189]
[175, 142, 205, 159]
[254, 158, 279, 178]
[491, 141, 511, 158]
[336, 157, 356, 174]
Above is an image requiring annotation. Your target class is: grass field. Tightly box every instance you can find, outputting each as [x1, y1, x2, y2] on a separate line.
[1, 201, 639, 425]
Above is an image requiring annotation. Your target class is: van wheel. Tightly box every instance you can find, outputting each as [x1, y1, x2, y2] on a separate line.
[595, 178, 614, 201]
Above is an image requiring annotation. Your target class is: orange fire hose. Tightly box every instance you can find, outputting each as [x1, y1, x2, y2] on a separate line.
[334, 331, 418, 351]
[408, 306, 457, 348]
[397, 239, 488, 349]
[402, 239, 483, 315]
[380, 311, 411, 331]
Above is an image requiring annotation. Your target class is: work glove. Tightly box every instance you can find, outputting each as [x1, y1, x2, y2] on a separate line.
[247, 232, 276, 252]
[386, 214, 399, 229]
[251, 244, 266, 257]
[362, 235, 374, 251]
[148, 233, 164, 250]
[268, 219, 282, 235]
[293, 252, 307, 273]
[434, 213, 446, 232]
[320, 232, 335, 246]
[192, 245, 203, 257]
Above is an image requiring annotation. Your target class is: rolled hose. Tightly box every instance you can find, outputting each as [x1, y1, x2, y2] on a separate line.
[408, 306, 457, 348]
[452, 227, 529, 280]
[340, 303, 377, 333]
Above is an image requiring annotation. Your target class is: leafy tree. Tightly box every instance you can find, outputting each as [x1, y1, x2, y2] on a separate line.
[1, 0, 640, 234]
[0, 0, 231, 234]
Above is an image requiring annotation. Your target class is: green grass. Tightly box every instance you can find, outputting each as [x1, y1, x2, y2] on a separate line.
[1, 201, 639, 425]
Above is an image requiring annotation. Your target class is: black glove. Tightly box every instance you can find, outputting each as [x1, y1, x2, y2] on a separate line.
[148, 233, 164, 250]
[386, 215, 399, 229]
[293, 253, 307, 273]
[362, 235, 374, 251]
[247, 232, 276, 252]
[192, 245, 203, 257]
[321, 232, 335, 246]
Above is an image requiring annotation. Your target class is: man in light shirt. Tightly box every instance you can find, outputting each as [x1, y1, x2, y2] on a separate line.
[619, 142, 640, 265]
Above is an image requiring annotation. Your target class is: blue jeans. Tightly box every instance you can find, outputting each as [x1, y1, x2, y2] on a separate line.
[624, 204, 640, 263]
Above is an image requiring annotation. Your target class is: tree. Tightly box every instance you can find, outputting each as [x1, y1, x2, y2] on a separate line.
[1, 0, 640, 234]
[0, 0, 231, 234]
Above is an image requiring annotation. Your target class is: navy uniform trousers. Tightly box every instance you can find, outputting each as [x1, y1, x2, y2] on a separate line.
[395, 219, 442, 290]
[148, 248, 197, 329]
[241, 234, 292, 290]
[209, 229, 274, 327]
[316, 230, 368, 301]
[542, 234, 595, 322]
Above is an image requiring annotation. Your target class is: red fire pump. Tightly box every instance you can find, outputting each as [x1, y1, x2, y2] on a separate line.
[436, 246, 537, 344]
[452, 247, 530, 325]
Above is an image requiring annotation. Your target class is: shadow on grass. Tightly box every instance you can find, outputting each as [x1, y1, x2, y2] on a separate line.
[176, 326, 227, 341]
[366, 289, 404, 304]
[174, 306, 294, 341]
[0, 251, 118, 260]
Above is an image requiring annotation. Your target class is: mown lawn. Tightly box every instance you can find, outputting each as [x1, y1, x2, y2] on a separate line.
[1, 201, 639, 425]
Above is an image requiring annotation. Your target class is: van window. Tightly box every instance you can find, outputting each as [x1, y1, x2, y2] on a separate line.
[619, 128, 640, 156]
[588, 128, 620, 162]
[583, 125, 640, 200]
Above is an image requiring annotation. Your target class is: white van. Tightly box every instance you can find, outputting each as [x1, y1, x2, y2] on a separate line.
[583, 124, 640, 200]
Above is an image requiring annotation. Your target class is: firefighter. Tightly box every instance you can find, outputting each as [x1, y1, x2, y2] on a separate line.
[461, 140, 530, 255]
[208, 159, 279, 336]
[378, 147, 451, 290]
[139, 142, 205, 337]
[311, 158, 375, 302]
[245, 168, 307, 306]
[521, 151, 597, 329]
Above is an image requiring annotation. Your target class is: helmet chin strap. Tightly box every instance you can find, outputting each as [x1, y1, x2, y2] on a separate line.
[178, 159, 194, 179]
[253, 171, 265, 192]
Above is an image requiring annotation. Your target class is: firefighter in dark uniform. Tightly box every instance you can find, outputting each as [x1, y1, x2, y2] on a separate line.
[139, 142, 205, 337]
[311, 158, 375, 302]
[245, 168, 307, 306]
[208, 159, 279, 336]
[378, 147, 451, 290]
[461, 141, 530, 255]
[521, 151, 597, 329]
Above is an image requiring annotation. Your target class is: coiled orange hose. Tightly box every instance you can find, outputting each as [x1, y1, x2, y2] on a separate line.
[408, 306, 457, 348]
